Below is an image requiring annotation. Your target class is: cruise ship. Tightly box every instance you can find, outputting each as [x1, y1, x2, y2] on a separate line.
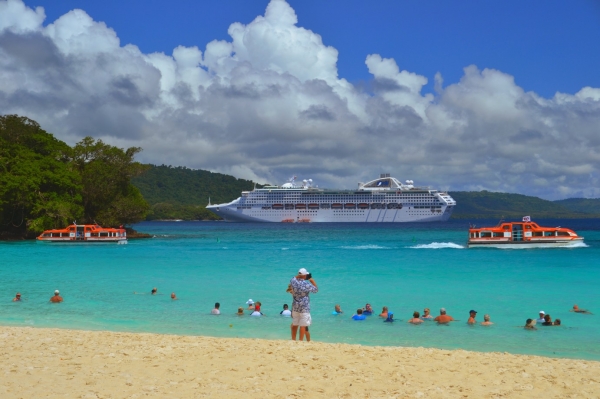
[206, 174, 456, 223]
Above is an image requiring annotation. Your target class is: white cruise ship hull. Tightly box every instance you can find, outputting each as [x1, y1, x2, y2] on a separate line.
[208, 205, 452, 223]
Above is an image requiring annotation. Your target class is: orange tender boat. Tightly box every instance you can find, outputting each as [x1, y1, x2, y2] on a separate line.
[468, 217, 583, 248]
[37, 223, 127, 243]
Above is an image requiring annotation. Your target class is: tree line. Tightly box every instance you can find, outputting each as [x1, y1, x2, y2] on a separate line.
[131, 164, 257, 221]
[0, 115, 149, 238]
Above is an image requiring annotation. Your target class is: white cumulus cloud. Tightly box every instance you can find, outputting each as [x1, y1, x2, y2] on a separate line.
[0, 0, 599, 199]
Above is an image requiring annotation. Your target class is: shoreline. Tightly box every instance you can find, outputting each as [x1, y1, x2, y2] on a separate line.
[2, 326, 599, 398]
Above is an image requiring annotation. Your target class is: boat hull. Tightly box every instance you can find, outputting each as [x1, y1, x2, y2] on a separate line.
[37, 238, 127, 243]
[208, 205, 453, 223]
[467, 238, 584, 249]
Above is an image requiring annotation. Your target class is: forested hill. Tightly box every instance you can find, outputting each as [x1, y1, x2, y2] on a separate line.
[449, 191, 600, 219]
[131, 165, 600, 220]
[131, 165, 258, 220]
[553, 198, 600, 215]
[132, 165, 257, 206]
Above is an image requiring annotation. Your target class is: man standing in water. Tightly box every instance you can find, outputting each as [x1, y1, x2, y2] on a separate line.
[289, 268, 318, 341]
[50, 290, 63, 303]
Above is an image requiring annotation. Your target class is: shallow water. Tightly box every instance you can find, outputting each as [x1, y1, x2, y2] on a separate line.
[1, 219, 599, 360]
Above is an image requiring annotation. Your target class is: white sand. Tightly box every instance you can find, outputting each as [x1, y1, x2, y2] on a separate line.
[1, 326, 599, 398]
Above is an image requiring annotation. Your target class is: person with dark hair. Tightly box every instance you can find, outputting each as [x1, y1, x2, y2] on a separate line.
[211, 302, 221, 315]
[352, 309, 366, 320]
[524, 319, 537, 330]
[280, 304, 291, 317]
[542, 314, 553, 326]
[408, 311, 423, 324]
[467, 310, 477, 324]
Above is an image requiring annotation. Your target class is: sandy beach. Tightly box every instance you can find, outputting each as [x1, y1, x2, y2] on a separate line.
[1, 326, 599, 398]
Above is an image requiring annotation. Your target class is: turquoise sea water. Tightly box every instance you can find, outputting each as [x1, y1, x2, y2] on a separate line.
[1, 219, 599, 360]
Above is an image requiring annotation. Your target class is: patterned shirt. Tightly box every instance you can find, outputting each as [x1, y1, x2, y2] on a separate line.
[290, 277, 318, 313]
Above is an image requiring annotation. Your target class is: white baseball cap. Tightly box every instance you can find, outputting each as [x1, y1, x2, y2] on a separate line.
[539, 310, 545, 314]
[298, 268, 309, 275]
[246, 299, 254, 304]
[54, 290, 59, 294]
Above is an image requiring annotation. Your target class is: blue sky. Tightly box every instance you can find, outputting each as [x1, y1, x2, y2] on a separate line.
[2, 0, 600, 199]
[31, 0, 600, 97]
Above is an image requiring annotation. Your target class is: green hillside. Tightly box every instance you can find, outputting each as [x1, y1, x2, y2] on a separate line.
[132, 165, 258, 220]
[449, 191, 598, 219]
[554, 198, 600, 214]
[131, 165, 600, 220]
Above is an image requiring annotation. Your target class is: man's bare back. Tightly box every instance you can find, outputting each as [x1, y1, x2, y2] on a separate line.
[50, 293, 63, 303]
[434, 314, 454, 323]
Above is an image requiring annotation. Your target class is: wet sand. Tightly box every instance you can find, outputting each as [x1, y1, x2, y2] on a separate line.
[1, 326, 599, 398]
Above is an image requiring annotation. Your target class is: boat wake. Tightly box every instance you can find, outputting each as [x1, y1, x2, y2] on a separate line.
[409, 242, 465, 249]
[567, 241, 589, 248]
[339, 245, 391, 250]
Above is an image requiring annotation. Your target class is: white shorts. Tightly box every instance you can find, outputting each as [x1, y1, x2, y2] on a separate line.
[292, 311, 312, 327]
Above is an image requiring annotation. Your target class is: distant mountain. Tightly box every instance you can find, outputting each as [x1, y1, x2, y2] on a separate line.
[554, 198, 600, 215]
[448, 191, 599, 219]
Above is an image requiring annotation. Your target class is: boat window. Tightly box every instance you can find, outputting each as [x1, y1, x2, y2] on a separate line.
[557, 232, 570, 236]
[493, 232, 504, 237]
[532, 232, 543, 237]
[480, 232, 492, 237]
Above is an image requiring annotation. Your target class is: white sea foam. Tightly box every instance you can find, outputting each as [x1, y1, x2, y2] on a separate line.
[409, 242, 465, 249]
[496, 241, 590, 250]
[281, 248, 290, 251]
[340, 245, 391, 250]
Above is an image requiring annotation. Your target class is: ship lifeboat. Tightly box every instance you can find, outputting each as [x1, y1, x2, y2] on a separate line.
[282, 219, 295, 223]
[272, 204, 284, 210]
[467, 218, 584, 248]
[297, 218, 311, 223]
[284, 204, 294, 210]
[331, 203, 343, 209]
[358, 203, 369, 209]
[37, 223, 127, 243]
[344, 203, 356, 209]
[295, 203, 306, 210]
[308, 203, 320, 209]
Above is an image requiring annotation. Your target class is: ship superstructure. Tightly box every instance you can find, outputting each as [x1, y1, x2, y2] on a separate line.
[206, 174, 455, 223]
